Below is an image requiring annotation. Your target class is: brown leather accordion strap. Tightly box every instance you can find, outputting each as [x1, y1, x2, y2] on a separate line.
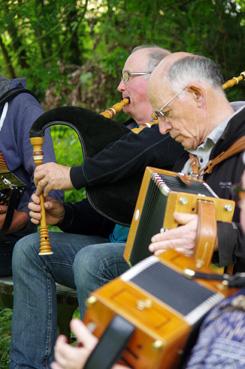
[202, 136, 245, 175]
[194, 200, 217, 269]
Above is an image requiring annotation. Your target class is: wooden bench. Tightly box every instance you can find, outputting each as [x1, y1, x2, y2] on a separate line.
[0, 277, 78, 336]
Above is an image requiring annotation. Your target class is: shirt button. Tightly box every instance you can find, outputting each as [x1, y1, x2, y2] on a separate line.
[200, 158, 203, 163]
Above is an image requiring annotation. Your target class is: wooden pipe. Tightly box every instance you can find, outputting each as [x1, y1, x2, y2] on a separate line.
[30, 136, 53, 255]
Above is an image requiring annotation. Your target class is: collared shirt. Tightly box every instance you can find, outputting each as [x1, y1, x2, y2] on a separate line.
[182, 101, 245, 176]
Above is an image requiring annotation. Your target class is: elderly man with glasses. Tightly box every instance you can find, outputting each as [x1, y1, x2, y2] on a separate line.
[148, 52, 245, 272]
[10, 45, 185, 369]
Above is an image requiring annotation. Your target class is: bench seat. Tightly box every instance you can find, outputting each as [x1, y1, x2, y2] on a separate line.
[0, 277, 78, 336]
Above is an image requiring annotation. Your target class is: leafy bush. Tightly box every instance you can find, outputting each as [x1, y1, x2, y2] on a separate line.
[51, 125, 86, 203]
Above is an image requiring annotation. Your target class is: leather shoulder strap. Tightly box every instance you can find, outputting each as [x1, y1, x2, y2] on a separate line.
[0, 88, 37, 106]
[203, 136, 245, 175]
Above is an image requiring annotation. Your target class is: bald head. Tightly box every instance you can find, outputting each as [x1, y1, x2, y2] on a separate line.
[150, 52, 192, 80]
[148, 52, 193, 107]
[117, 45, 171, 125]
[129, 45, 171, 74]
[148, 52, 232, 150]
[149, 52, 224, 100]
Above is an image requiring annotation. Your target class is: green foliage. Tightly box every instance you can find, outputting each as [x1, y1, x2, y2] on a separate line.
[51, 126, 86, 203]
[0, 0, 243, 104]
[0, 308, 12, 369]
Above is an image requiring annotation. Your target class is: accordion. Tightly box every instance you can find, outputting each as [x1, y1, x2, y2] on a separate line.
[0, 153, 25, 230]
[124, 167, 235, 266]
[84, 251, 237, 369]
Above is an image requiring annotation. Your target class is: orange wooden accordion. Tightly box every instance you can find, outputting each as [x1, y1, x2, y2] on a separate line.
[124, 167, 235, 266]
[84, 251, 237, 369]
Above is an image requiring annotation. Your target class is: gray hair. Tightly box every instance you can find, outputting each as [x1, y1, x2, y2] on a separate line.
[167, 55, 224, 92]
[131, 44, 170, 73]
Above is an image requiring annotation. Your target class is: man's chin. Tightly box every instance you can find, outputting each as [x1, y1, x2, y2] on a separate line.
[123, 105, 131, 114]
[171, 135, 194, 150]
[171, 134, 183, 144]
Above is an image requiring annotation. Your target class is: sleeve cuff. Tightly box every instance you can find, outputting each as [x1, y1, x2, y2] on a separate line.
[57, 203, 75, 231]
[70, 166, 85, 189]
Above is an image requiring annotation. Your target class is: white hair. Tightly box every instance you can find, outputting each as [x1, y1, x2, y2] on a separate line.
[167, 56, 225, 93]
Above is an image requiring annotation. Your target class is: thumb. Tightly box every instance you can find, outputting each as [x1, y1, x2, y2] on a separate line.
[44, 200, 54, 210]
[174, 212, 197, 225]
[70, 319, 98, 350]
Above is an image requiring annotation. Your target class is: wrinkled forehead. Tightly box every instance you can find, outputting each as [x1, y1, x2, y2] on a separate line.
[123, 49, 150, 71]
[148, 74, 172, 108]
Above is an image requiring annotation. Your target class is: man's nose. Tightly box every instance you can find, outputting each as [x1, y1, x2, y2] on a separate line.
[158, 119, 171, 134]
[117, 79, 126, 92]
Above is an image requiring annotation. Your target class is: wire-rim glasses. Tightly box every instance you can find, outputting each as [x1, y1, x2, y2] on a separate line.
[153, 88, 185, 120]
[121, 70, 151, 83]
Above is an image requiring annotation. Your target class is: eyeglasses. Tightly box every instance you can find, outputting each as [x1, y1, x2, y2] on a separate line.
[121, 70, 151, 83]
[153, 89, 185, 120]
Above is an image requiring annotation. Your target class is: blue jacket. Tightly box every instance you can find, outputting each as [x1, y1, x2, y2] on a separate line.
[0, 77, 62, 212]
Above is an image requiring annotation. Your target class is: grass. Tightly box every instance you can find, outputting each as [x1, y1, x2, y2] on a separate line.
[0, 308, 12, 369]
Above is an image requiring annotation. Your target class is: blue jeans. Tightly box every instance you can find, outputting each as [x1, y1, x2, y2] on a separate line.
[10, 232, 128, 369]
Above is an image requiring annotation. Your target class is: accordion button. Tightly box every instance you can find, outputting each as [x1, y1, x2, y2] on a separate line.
[179, 196, 188, 205]
[134, 209, 140, 220]
[224, 204, 233, 212]
[86, 295, 97, 306]
[152, 340, 164, 350]
[136, 299, 152, 311]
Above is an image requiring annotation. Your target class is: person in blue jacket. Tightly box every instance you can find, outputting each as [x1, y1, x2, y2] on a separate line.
[0, 76, 62, 276]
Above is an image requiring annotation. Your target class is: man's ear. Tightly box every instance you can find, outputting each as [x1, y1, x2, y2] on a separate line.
[186, 84, 206, 108]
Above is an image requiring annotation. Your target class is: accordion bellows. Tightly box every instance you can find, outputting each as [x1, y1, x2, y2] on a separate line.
[124, 167, 235, 266]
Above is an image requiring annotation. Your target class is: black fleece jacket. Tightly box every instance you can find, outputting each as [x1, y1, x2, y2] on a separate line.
[70, 124, 183, 189]
[59, 125, 184, 231]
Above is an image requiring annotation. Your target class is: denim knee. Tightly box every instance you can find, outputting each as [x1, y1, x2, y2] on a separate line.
[73, 245, 97, 288]
[73, 243, 126, 290]
[12, 233, 40, 275]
